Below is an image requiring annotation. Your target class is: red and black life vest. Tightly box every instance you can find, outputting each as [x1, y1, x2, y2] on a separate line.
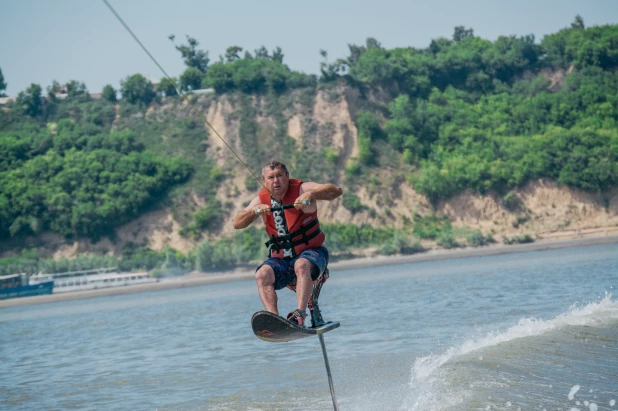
[258, 179, 325, 259]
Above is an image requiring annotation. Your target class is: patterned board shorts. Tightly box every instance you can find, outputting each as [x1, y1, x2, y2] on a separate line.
[256, 246, 329, 290]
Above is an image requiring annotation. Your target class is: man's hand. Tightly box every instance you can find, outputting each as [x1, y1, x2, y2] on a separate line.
[294, 192, 313, 209]
[297, 183, 342, 209]
[253, 204, 271, 216]
[234, 196, 267, 229]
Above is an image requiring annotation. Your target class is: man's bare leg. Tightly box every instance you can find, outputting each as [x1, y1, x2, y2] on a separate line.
[293, 258, 314, 314]
[255, 265, 278, 315]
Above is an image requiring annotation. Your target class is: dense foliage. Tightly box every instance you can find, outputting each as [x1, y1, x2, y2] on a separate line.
[327, 21, 618, 202]
[207, 56, 316, 94]
[166, 37, 316, 94]
[0, 99, 192, 240]
[121, 74, 156, 105]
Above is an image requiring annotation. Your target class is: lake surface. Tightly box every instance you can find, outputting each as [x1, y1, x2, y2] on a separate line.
[1, 243, 617, 411]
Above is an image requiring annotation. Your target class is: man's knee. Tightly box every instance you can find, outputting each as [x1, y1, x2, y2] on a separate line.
[294, 258, 315, 279]
[255, 265, 275, 286]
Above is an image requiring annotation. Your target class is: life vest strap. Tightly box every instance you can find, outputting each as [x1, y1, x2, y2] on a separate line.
[265, 218, 322, 256]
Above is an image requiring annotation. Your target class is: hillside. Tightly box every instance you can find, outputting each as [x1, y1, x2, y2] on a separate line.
[1, 18, 617, 275]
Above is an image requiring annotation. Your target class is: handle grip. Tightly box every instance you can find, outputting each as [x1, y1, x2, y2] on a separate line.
[271, 200, 310, 212]
[254, 200, 310, 215]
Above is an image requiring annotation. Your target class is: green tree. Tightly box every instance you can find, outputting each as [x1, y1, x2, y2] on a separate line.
[225, 46, 243, 63]
[254, 45, 269, 59]
[571, 14, 585, 30]
[319, 49, 345, 82]
[384, 95, 420, 154]
[46, 80, 62, 100]
[66, 80, 88, 99]
[207, 63, 234, 93]
[158, 77, 178, 96]
[271, 47, 284, 64]
[366, 37, 381, 50]
[101, 84, 117, 102]
[120, 74, 155, 105]
[16, 83, 43, 117]
[356, 111, 383, 165]
[0, 67, 6, 97]
[453, 26, 474, 42]
[170, 35, 209, 73]
[342, 37, 382, 71]
[179, 67, 204, 91]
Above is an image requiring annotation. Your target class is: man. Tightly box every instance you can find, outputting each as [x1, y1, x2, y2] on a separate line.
[233, 160, 342, 326]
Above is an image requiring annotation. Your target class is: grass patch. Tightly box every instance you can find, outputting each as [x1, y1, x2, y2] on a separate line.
[502, 234, 534, 245]
[466, 231, 496, 247]
[377, 231, 424, 256]
[436, 232, 461, 249]
[412, 213, 452, 240]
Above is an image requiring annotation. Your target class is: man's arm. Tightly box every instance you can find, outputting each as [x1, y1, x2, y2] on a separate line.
[233, 196, 271, 230]
[296, 182, 343, 207]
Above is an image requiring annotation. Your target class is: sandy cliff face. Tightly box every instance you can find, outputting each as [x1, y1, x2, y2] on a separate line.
[437, 179, 618, 240]
[208, 87, 362, 239]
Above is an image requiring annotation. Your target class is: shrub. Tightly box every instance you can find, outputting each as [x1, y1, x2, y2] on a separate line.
[512, 214, 530, 228]
[502, 234, 534, 245]
[503, 191, 522, 211]
[436, 232, 460, 249]
[323, 147, 339, 163]
[342, 191, 364, 214]
[413, 213, 451, 240]
[377, 231, 423, 256]
[344, 161, 360, 178]
[322, 223, 395, 253]
[466, 231, 496, 247]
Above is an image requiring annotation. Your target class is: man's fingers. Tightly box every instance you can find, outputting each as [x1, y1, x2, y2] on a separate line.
[254, 206, 271, 215]
[295, 198, 309, 208]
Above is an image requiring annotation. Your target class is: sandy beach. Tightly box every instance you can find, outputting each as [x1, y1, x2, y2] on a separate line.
[2, 234, 617, 308]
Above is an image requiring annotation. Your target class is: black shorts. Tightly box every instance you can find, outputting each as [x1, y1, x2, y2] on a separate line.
[256, 246, 329, 290]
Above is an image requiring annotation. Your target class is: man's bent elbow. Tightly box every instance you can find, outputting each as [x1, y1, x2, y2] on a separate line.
[233, 217, 244, 230]
[333, 185, 343, 199]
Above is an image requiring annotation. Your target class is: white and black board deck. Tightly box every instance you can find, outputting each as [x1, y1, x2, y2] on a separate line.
[251, 310, 340, 343]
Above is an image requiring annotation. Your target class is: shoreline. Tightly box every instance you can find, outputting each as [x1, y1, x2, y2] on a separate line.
[2, 234, 617, 308]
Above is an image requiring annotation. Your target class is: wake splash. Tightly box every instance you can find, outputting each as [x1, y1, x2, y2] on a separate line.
[403, 293, 618, 411]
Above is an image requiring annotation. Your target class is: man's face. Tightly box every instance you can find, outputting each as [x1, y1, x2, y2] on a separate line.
[262, 166, 289, 200]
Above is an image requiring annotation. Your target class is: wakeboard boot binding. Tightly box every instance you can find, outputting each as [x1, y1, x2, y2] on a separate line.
[286, 308, 308, 327]
[287, 268, 329, 328]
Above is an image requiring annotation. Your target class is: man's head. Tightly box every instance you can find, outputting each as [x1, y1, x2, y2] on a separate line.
[262, 160, 289, 200]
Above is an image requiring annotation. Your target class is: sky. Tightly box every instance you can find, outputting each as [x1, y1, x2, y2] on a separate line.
[1, 0, 617, 96]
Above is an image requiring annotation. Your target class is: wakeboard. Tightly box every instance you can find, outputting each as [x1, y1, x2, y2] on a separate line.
[251, 310, 340, 343]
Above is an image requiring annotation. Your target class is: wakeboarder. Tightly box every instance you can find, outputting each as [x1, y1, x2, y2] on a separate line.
[233, 160, 342, 326]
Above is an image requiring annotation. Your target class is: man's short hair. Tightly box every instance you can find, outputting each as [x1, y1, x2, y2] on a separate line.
[262, 160, 289, 177]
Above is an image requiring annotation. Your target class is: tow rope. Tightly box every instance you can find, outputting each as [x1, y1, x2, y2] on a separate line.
[102, 0, 267, 192]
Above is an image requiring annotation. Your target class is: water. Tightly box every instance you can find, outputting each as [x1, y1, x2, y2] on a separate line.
[1, 243, 617, 411]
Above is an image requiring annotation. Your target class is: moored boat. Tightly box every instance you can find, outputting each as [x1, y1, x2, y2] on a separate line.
[29, 267, 156, 293]
[0, 273, 54, 300]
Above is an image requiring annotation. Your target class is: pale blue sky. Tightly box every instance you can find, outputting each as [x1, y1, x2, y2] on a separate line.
[1, 0, 617, 96]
